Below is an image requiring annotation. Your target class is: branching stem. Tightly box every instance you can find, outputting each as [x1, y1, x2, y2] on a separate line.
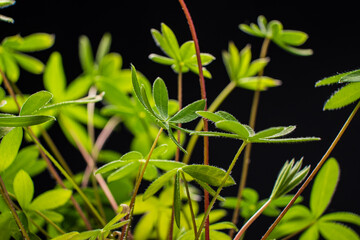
[261, 100, 360, 240]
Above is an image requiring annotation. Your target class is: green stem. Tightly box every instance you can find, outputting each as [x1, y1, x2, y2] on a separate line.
[34, 209, 65, 234]
[230, 37, 271, 238]
[234, 198, 272, 240]
[181, 171, 198, 238]
[0, 174, 30, 240]
[195, 141, 248, 240]
[261, 100, 360, 240]
[182, 81, 237, 164]
[124, 127, 164, 239]
[26, 128, 106, 226]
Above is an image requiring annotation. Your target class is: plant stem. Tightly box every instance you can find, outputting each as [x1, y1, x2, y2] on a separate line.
[0, 70, 20, 110]
[34, 209, 66, 234]
[175, 70, 183, 163]
[123, 127, 164, 239]
[261, 100, 360, 240]
[182, 81, 237, 164]
[27, 128, 106, 226]
[195, 141, 248, 240]
[233, 199, 272, 240]
[230, 37, 271, 237]
[181, 171, 198, 238]
[178, 2, 210, 237]
[0, 174, 30, 240]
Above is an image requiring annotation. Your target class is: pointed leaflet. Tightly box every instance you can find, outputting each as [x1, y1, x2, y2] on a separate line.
[11, 33, 55, 52]
[0, 114, 55, 127]
[299, 224, 319, 240]
[174, 171, 181, 228]
[107, 161, 140, 182]
[44, 52, 66, 100]
[95, 33, 112, 64]
[0, 127, 22, 172]
[19, 91, 53, 116]
[143, 168, 178, 200]
[13, 170, 34, 210]
[315, 70, 358, 87]
[310, 158, 339, 218]
[339, 69, 360, 83]
[215, 120, 252, 139]
[79, 35, 94, 73]
[318, 221, 360, 240]
[13, 53, 44, 74]
[161, 23, 181, 61]
[324, 82, 360, 110]
[169, 99, 205, 123]
[29, 189, 72, 211]
[320, 212, 360, 226]
[251, 126, 295, 140]
[153, 77, 169, 119]
[182, 165, 235, 187]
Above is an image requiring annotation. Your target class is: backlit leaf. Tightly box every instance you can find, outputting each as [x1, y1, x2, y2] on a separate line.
[215, 120, 251, 139]
[12, 52, 44, 74]
[153, 77, 169, 119]
[29, 189, 72, 211]
[299, 224, 319, 240]
[310, 158, 339, 218]
[320, 212, 360, 226]
[143, 168, 177, 200]
[95, 32, 112, 63]
[107, 161, 140, 182]
[148, 54, 174, 65]
[174, 171, 181, 228]
[182, 165, 235, 187]
[13, 170, 34, 210]
[20, 91, 53, 116]
[13, 33, 54, 52]
[169, 99, 205, 123]
[43, 52, 66, 100]
[79, 35, 94, 73]
[0, 127, 22, 172]
[0, 114, 55, 127]
[318, 221, 359, 240]
[324, 82, 360, 110]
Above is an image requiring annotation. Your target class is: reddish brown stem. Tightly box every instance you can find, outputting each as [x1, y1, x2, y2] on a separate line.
[178, 1, 210, 238]
[261, 100, 360, 240]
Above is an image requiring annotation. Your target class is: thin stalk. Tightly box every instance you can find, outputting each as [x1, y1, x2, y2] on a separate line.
[123, 127, 164, 239]
[230, 37, 271, 237]
[175, 69, 183, 163]
[261, 100, 360, 240]
[26, 129, 106, 226]
[87, 86, 97, 147]
[90, 173, 107, 220]
[0, 70, 20, 110]
[40, 129, 74, 177]
[195, 141, 248, 240]
[177, 1, 210, 238]
[69, 129, 118, 212]
[181, 171, 198, 237]
[233, 199, 272, 240]
[182, 81, 237, 164]
[0, 174, 30, 240]
[34, 209, 66, 234]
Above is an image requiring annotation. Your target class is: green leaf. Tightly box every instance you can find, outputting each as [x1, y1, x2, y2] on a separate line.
[180, 41, 195, 60]
[148, 54, 175, 65]
[79, 35, 94, 73]
[0, 127, 22, 172]
[0, 0, 15, 8]
[68, 230, 100, 240]
[210, 221, 238, 231]
[13, 52, 44, 74]
[95, 33, 112, 63]
[13, 33, 54, 52]
[194, 179, 225, 201]
[29, 189, 72, 211]
[0, 14, 14, 23]
[143, 168, 178, 200]
[280, 30, 309, 46]
[43, 52, 67, 100]
[161, 23, 181, 61]
[95, 160, 129, 175]
[182, 165, 235, 187]
[169, 99, 205, 123]
[149, 159, 185, 171]
[13, 170, 34, 210]
[310, 158, 339, 218]
[252, 136, 320, 144]
[339, 69, 360, 83]
[0, 114, 55, 127]
[196, 111, 226, 123]
[20, 91, 53, 116]
[236, 76, 281, 91]
[324, 82, 360, 110]
[215, 120, 252, 139]
[107, 161, 140, 182]
[315, 70, 357, 87]
[174, 171, 181, 228]
[0, 126, 13, 138]
[153, 77, 169, 119]
[320, 212, 360, 226]
[299, 224, 319, 240]
[318, 221, 360, 240]
[1, 50, 19, 81]
[50, 232, 80, 240]
[251, 126, 294, 139]
[103, 205, 130, 231]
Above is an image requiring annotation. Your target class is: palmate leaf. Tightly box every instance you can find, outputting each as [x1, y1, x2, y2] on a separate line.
[310, 158, 339, 218]
[195, 110, 319, 143]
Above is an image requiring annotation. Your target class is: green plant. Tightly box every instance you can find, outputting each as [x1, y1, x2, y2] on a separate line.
[0, 1, 359, 240]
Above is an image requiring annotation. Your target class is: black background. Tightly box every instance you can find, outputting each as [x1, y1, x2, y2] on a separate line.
[1, 1, 360, 238]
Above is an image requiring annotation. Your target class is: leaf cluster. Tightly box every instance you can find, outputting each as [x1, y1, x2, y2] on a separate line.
[149, 23, 215, 78]
[240, 15, 313, 56]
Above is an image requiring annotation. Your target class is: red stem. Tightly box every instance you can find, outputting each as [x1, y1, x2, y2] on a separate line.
[178, 1, 210, 239]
